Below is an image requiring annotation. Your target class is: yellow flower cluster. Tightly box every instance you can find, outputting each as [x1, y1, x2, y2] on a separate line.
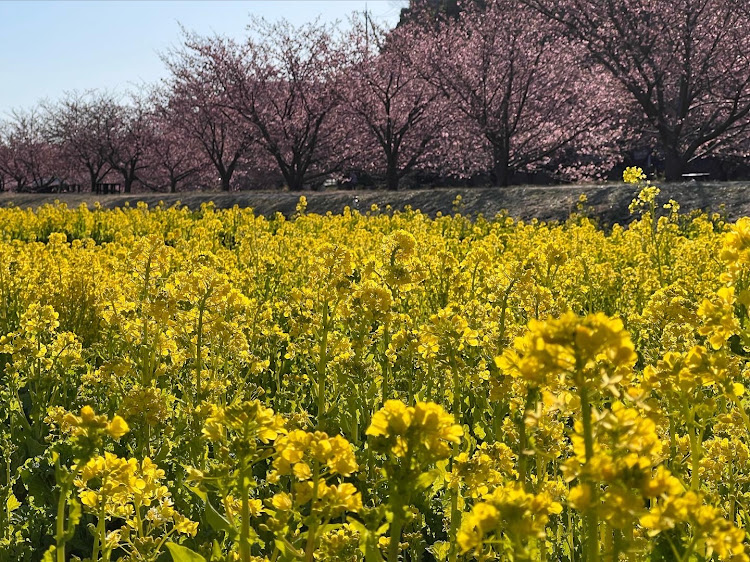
[642, 492, 749, 561]
[273, 430, 358, 479]
[496, 311, 636, 392]
[698, 286, 741, 349]
[0, 303, 83, 385]
[449, 442, 516, 497]
[381, 229, 425, 289]
[74, 452, 197, 559]
[49, 405, 130, 441]
[643, 345, 742, 399]
[623, 166, 647, 184]
[202, 400, 286, 445]
[3, 189, 750, 561]
[565, 403, 681, 528]
[272, 480, 363, 516]
[720, 216, 750, 282]
[457, 484, 562, 555]
[366, 399, 463, 461]
[76, 453, 196, 532]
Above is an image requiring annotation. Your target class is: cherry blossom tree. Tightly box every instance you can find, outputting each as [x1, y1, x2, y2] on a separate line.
[103, 96, 155, 193]
[142, 97, 207, 193]
[44, 91, 119, 193]
[525, 0, 750, 180]
[398, 0, 483, 24]
[0, 108, 62, 192]
[411, 0, 621, 186]
[162, 38, 257, 191]
[187, 19, 350, 191]
[0, 142, 8, 191]
[9, 2, 750, 189]
[0, 115, 33, 191]
[340, 16, 446, 190]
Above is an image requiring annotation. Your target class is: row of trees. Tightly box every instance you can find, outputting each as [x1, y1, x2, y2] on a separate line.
[2, 0, 750, 193]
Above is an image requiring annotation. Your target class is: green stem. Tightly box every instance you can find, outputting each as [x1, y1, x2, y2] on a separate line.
[154, 528, 178, 556]
[579, 385, 599, 562]
[679, 534, 700, 562]
[240, 459, 251, 562]
[568, 506, 576, 562]
[668, 417, 677, 472]
[537, 455, 547, 561]
[448, 349, 461, 562]
[730, 462, 737, 525]
[380, 319, 390, 406]
[689, 424, 701, 492]
[684, 401, 702, 492]
[134, 497, 144, 539]
[1, 445, 9, 541]
[387, 492, 404, 562]
[518, 388, 537, 492]
[92, 501, 106, 562]
[196, 299, 206, 403]
[304, 462, 321, 562]
[317, 301, 330, 427]
[55, 472, 71, 562]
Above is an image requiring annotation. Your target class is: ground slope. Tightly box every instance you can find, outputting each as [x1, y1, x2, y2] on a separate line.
[2, 181, 749, 224]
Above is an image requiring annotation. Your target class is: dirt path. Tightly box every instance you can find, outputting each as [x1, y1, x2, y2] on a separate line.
[2, 181, 749, 224]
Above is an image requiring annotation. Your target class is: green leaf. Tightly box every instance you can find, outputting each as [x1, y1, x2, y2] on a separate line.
[24, 434, 47, 457]
[166, 542, 207, 562]
[428, 541, 450, 562]
[20, 464, 55, 506]
[415, 468, 441, 491]
[204, 498, 235, 537]
[211, 540, 222, 560]
[6, 492, 20, 513]
[349, 519, 384, 562]
[319, 523, 344, 534]
[274, 537, 304, 560]
[184, 483, 207, 502]
[363, 535, 384, 562]
[473, 422, 486, 439]
[41, 545, 56, 562]
[274, 538, 288, 557]
[184, 484, 235, 538]
[63, 499, 82, 542]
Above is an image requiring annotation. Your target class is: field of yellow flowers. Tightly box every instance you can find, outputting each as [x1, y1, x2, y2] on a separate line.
[2, 170, 750, 562]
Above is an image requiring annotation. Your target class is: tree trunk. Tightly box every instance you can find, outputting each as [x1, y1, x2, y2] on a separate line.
[386, 155, 399, 191]
[287, 173, 304, 191]
[664, 151, 685, 182]
[490, 142, 510, 187]
[89, 170, 98, 193]
[170, 176, 178, 194]
[123, 161, 138, 194]
[220, 173, 232, 192]
[491, 157, 510, 187]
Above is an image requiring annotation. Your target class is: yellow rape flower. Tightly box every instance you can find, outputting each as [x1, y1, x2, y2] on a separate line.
[623, 166, 646, 184]
[367, 400, 462, 462]
[496, 312, 636, 393]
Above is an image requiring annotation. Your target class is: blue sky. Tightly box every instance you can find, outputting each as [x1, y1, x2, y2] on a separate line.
[0, 1, 406, 111]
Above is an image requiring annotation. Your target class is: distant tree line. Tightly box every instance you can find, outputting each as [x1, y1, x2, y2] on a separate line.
[2, 0, 750, 193]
